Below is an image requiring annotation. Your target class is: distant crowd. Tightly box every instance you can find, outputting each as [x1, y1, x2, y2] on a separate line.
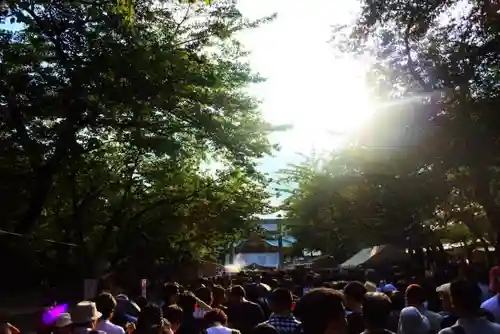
[4, 264, 500, 334]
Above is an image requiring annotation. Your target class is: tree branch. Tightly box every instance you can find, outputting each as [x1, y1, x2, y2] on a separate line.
[403, 19, 432, 92]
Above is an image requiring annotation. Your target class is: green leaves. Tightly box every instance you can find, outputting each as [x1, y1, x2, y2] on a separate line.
[321, 0, 500, 254]
[0, 0, 275, 278]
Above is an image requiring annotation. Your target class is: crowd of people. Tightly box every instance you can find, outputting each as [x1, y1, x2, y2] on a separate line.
[4, 264, 500, 334]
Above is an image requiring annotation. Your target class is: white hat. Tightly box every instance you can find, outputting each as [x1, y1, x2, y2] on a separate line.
[55, 313, 72, 328]
[71, 301, 102, 324]
[436, 283, 451, 294]
[364, 281, 377, 292]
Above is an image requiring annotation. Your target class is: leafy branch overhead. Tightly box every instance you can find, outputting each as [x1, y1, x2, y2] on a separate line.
[0, 0, 276, 279]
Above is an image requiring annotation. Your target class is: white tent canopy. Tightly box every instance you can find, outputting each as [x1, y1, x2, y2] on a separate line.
[340, 245, 408, 268]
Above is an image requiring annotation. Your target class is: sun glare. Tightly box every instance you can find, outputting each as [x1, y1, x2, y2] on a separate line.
[237, 0, 373, 155]
[281, 57, 376, 153]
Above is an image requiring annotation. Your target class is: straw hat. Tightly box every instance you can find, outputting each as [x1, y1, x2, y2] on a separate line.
[71, 301, 102, 324]
[55, 313, 72, 328]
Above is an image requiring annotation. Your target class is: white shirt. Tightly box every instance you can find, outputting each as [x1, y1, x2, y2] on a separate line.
[482, 295, 500, 323]
[207, 325, 233, 334]
[96, 319, 125, 334]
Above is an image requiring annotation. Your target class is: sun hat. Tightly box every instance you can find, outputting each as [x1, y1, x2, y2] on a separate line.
[71, 301, 102, 324]
[436, 283, 451, 295]
[364, 281, 377, 293]
[54, 313, 72, 328]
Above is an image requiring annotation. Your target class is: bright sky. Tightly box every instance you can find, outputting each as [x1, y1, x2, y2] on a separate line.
[236, 0, 374, 211]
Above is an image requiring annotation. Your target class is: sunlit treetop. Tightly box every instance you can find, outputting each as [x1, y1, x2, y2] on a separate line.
[115, 0, 213, 23]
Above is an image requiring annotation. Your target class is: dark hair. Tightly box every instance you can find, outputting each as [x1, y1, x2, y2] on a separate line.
[195, 287, 213, 305]
[135, 296, 148, 310]
[253, 323, 279, 334]
[178, 293, 197, 315]
[450, 279, 482, 313]
[204, 308, 228, 326]
[344, 281, 367, 303]
[230, 285, 246, 298]
[212, 285, 226, 300]
[405, 284, 425, 304]
[137, 304, 163, 330]
[95, 292, 117, 320]
[362, 292, 392, 328]
[269, 288, 293, 310]
[163, 282, 179, 304]
[162, 305, 183, 325]
[296, 288, 346, 334]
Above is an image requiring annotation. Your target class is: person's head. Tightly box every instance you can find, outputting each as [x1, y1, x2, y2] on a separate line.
[362, 292, 392, 330]
[450, 279, 482, 316]
[54, 313, 72, 334]
[71, 301, 102, 329]
[253, 323, 279, 334]
[162, 305, 183, 333]
[398, 306, 430, 334]
[296, 288, 346, 334]
[137, 304, 163, 331]
[178, 293, 197, 315]
[135, 296, 148, 311]
[212, 285, 227, 306]
[343, 281, 366, 310]
[268, 288, 294, 314]
[163, 283, 180, 306]
[195, 286, 213, 306]
[405, 284, 425, 307]
[229, 285, 246, 303]
[204, 308, 228, 327]
[436, 283, 452, 312]
[489, 266, 500, 294]
[95, 292, 117, 320]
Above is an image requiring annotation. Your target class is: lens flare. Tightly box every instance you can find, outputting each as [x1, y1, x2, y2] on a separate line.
[42, 304, 68, 325]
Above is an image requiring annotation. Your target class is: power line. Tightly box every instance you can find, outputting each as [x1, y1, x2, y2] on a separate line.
[0, 229, 78, 247]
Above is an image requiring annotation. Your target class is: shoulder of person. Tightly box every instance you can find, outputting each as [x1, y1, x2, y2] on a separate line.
[88, 330, 106, 334]
[437, 328, 453, 334]
[481, 295, 498, 308]
[428, 310, 444, 319]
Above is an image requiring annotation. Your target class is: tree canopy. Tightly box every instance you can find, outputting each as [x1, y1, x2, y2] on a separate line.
[282, 0, 500, 262]
[0, 0, 276, 287]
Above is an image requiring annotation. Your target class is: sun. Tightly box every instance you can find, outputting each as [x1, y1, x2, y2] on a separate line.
[281, 58, 375, 153]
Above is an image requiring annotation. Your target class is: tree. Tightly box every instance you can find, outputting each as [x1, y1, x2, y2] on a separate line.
[328, 0, 500, 255]
[279, 146, 447, 263]
[0, 0, 275, 286]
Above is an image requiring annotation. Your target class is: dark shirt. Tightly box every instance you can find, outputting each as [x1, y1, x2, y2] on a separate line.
[264, 314, 301, 333]
[347, 311, 365, 334]
[227, 300, 265, 334]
